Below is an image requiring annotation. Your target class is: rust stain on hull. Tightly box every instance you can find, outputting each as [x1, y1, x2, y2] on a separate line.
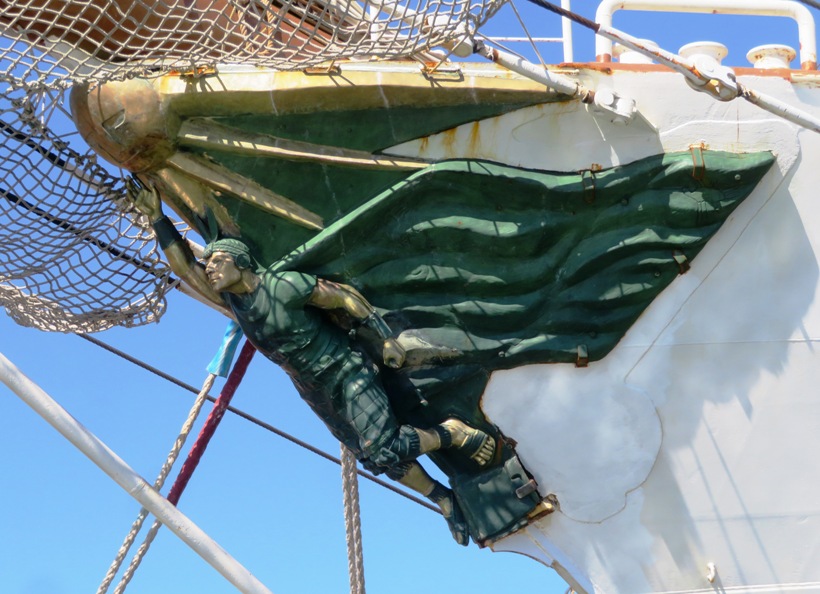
[468, 121, 482, 155]
[441, 127, 458, 157]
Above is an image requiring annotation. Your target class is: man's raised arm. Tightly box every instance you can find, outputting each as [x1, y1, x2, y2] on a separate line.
[129, 180, 226, 308]
[308, 279, 406, 369]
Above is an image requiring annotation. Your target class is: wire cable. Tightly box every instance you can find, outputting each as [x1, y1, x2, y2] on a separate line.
[76, 332, 440, 514]
[509, 0, 547, 69]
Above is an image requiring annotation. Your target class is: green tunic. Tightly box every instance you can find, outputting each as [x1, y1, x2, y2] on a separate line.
[226, 269, 417, 472]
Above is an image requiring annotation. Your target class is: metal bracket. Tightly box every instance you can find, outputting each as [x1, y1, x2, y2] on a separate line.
[673, 250, 690, 274]
[690, 143, 707, 180]
[303, 63, 342, 76]
[576, 344, 589, 367]
[420, 63, 464, 81]
[581, 169, 596, 204]
[176, 65, 218, 80]
[591, 88, 637, 125]
[515, 479, 538, 499]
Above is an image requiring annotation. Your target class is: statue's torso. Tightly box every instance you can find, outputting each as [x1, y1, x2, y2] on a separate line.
[226, 269, 375, 451]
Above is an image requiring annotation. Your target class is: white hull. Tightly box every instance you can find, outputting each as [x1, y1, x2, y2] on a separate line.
[3, 45, 820, 594]
[385, 66, 820, 593]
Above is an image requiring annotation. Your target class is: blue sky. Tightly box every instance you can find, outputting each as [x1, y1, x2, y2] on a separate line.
[484, 0, 801, 64]
[0, 2, 815, 594]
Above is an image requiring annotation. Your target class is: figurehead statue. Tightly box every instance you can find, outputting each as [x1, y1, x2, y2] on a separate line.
[130, 181, 496, 545]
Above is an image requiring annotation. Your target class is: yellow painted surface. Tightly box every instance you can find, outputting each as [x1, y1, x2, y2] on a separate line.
[154, 61, 562, 117]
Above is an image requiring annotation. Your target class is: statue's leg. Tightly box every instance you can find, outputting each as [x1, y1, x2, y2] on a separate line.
[345, 370, 422, 465]
[386, 462, 469, 546]
[426, 419, 496, 466]
[342, 367, 494, 466]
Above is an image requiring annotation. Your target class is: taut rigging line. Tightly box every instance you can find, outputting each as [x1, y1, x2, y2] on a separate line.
[76, 332, 440, 514]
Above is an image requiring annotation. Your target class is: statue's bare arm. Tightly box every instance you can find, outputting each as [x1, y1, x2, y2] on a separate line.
[308, 279, 374, 317]
[309, 279, 406, 369]
[129, 181, 226, 308]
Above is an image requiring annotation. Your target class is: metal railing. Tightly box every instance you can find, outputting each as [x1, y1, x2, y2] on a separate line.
[485, 0, 575, 62]
[594, 0, 817, 69]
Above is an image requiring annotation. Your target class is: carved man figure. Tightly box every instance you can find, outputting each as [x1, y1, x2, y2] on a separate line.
[132, 182, 494, 544]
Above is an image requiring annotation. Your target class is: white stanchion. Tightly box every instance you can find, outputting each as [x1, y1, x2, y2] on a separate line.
[0, 351, 275, 594]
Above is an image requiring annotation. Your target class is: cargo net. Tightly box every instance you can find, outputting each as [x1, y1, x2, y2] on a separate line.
[0, 82, 174, 333]
[0, 0, 502, 86]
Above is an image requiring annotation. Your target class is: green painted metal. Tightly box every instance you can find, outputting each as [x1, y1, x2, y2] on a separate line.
[452, 453, 542, 544]
[191, 102, 544, 261]
[214, 104, 541, 152]
[274, 151, 774, 371]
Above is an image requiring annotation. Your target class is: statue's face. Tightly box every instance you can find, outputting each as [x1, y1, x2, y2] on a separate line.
[205, 251, 243, 292]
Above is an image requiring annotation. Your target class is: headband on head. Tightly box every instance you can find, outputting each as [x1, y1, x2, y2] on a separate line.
[202, 238, 253, 270]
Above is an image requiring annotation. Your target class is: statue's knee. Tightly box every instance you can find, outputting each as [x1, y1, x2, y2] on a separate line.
[360, 425, 420, 468]
[360, 457, 387, 476]
[368, 444, 401, 468]
[385, 461, 413, 481]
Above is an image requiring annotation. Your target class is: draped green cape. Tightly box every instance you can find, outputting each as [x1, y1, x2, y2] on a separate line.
[272, 150, 772, 407]
[263, 150, 774, 540]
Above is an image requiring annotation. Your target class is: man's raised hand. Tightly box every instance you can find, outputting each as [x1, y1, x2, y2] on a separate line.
[383, 337, 406, 369]
[126, 178, 162, 221]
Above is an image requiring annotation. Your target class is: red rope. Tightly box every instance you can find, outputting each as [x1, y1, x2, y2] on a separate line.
[166, 340, 256, 506]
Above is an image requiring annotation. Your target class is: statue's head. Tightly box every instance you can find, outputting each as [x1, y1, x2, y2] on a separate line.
[202, 238, 256, 293]
[203, 238, 253, 268]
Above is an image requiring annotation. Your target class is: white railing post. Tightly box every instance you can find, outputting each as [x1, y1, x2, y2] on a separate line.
[561, 0, 574, 62]
[595, 0, 816, 69]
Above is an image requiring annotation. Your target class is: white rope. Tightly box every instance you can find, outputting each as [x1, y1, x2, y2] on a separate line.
[113, 510, 166, 593]
[96, 373, 217, 594]
[341, 444, 366, 594]
[0, 0, 505, 88]
[0, 86, 173, 334]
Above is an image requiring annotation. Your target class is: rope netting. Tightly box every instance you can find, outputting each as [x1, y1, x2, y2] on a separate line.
[0, 80, 173, 333]
[1, 0, 503, 88]
[0, 0, 503, 333]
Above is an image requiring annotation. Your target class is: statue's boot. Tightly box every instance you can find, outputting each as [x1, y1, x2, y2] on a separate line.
[429, 483, 469, 546]
[437, 418, 496, 466]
